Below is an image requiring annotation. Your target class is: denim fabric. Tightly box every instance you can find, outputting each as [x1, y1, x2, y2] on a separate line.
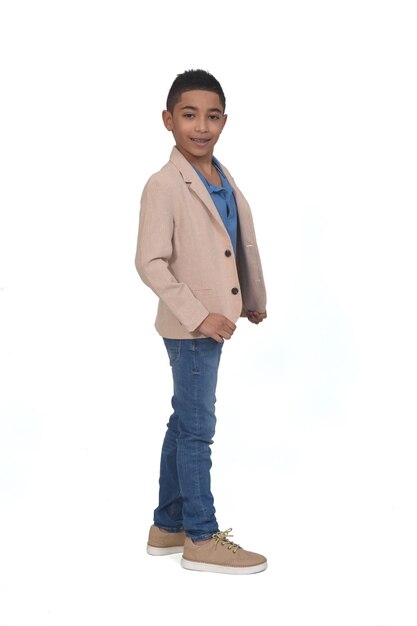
[153, 338, 223, 541]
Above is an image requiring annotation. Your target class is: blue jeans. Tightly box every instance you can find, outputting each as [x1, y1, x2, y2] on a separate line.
[153, 338, 223, 541]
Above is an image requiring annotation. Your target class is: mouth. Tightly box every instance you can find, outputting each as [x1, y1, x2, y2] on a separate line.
[191, 138, 210, 145]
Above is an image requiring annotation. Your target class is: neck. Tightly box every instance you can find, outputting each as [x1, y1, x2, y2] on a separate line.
[175, 145, 214, 174]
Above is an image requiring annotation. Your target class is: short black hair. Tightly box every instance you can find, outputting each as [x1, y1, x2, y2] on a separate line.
[166, 69, 226, 114]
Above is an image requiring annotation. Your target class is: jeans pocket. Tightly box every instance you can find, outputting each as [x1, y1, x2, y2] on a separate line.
[163, 338, 181, 366]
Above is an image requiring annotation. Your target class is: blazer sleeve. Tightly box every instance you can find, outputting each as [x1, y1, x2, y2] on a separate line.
[135, 177, 209, 333]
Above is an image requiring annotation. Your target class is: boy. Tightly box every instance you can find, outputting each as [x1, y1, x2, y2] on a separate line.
[135, 70, 267, 574]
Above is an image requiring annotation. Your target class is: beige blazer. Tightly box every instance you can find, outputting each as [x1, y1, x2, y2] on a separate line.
[135, 146, 266, 339]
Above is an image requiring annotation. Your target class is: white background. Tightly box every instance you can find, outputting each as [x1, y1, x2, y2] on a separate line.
[1, 1, 416, 625]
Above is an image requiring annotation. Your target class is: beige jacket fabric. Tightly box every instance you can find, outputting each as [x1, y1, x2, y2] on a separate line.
[135, 146, 266, 339]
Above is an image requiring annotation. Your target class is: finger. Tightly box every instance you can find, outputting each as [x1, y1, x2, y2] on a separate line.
[252, 313, 263, 321]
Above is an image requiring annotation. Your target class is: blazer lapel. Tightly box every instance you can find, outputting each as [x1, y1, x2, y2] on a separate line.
[169, 147, 226, 230]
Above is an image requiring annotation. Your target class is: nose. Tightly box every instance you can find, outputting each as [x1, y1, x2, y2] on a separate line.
[195, 116, 208, 133]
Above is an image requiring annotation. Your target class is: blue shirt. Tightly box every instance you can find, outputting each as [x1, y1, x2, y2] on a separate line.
[192, 157, 238, 255]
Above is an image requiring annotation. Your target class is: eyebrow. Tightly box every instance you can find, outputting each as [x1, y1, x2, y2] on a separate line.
[180, 105, 223, 114]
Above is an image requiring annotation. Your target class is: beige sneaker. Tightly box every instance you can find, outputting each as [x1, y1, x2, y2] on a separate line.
[182, 528, 267, 574]
[146, 525, 186, 556]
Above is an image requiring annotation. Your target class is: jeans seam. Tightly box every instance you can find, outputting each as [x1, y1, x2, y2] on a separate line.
[192, 344, 208, 521]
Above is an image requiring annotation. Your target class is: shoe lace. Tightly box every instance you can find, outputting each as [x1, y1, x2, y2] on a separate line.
[212, 528, 241, 553]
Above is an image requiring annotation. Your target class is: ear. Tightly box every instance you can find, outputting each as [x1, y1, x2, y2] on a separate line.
[162, 109, 173, 131]
[220, 113, 228, 132]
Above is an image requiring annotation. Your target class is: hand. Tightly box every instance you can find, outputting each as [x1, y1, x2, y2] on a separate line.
[247, 310, 267, 325]
[197, 313, 237, 343]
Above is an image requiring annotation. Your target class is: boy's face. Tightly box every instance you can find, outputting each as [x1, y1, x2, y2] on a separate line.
[162, 90, 227, 164]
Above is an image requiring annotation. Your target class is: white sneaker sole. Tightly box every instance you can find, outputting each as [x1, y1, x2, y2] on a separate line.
[181, 557, 268, 575]
[147, 544, 184, 556]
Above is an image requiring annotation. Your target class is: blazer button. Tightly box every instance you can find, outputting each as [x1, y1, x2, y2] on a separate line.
[231, 287, 239, 295]
[225, 249, 232, 257]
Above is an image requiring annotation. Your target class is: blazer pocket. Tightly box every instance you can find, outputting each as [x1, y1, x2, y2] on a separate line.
[191, 288, 217, 310]
[191, 288, 216, 301]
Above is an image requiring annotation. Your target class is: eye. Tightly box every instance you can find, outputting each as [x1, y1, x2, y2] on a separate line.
[183, 113, 194, 119]
[209, 115, 220, 120]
